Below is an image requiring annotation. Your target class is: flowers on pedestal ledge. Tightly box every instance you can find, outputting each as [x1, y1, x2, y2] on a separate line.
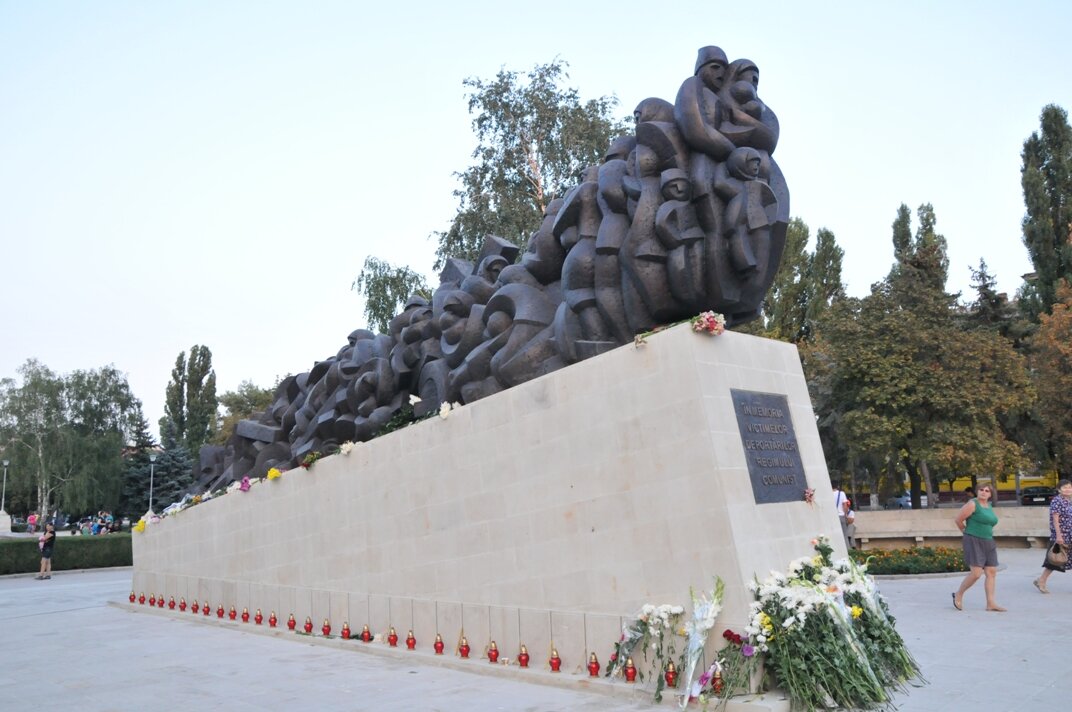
[132, 519, 146, 533]
[438, 400, 463, 419]
[690, 310, 726, 335]
[634, 311, 728, 347]
[239, 476, 251, 492]
[300, 451, 321, 469]
[266, 467, 282, 481]
[803, 487, 815, 506]
[338, 441, 355, 455]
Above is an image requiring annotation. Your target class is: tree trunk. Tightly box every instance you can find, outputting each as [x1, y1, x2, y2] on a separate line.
[905, 458, 922, 509]
[920, 460, 938, 509]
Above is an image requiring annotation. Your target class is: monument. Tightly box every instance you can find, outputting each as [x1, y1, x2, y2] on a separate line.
[134, 47, 844, 703]
[193, 45, 790, 487]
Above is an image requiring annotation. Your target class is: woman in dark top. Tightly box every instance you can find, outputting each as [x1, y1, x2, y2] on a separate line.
[952, 483, 1005, 611]
[36, 522, 55, 580]
[1034, 479, 1072, 593]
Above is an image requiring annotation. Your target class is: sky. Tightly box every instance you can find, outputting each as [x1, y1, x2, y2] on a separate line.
[2, 0, 1070, 434]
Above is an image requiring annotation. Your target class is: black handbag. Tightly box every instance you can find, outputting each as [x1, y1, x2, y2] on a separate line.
[1046, 542, 1068, 568]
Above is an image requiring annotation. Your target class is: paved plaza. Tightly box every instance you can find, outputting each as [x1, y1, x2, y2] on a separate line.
[0, 548, 1065, 711]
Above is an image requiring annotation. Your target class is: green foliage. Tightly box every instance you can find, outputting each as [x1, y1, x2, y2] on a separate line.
[120, 412, 156, 518]
[759, 218, 845, 344]
[1031, 281, 1072, 477]
[213, 380, 276, 445]
[849, 546, 967, 575]
[806, 204, 1034, 506]
[1019, 104, 1072, 321]
[352, 257, 431, 334]
[0, 360, 141, 520]
[150, 421, 194, 511]
[433, 58, 628, 268]
[0, 533, 133, 575]
[161, 345, 217, 457]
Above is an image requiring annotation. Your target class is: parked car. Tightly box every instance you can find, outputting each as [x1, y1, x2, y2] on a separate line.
[1021, 486, 1056, 506]
[884, 493, 928, 509]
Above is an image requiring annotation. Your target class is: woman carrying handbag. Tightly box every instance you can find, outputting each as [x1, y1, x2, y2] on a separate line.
[1034, 479, 1072, 593]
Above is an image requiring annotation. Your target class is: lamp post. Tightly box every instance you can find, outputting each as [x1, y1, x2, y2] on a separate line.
[148, 453, 158, 515]
[1, 459, 8, 513]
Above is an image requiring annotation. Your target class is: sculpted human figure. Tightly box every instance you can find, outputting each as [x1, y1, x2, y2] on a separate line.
[655, 168, 706, 307]
[674, 46, 735, 236]
[719, 59, 779, 155]
[594, 136, 637, 343]
[553, 166, 613, 355]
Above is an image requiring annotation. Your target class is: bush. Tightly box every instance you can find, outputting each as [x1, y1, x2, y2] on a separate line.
[850, 546, 967, 575]
[0, 534, 132, 575]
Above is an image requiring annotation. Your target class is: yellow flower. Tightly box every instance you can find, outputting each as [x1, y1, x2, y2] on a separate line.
[133, 519, 146, 533]
[851, 605, 863, 619]
[267, 467, 282, 481]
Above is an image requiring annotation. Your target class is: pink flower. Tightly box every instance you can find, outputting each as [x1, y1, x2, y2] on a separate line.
[239, 476, 251, 492]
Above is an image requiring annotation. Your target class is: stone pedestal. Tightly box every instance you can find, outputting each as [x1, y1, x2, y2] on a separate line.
[134, 325, 841, 686]
[0, 510, 10, 534]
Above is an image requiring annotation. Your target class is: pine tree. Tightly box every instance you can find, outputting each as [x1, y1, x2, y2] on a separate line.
[151, 421, 194, 511]
[120, 411, 157, 517]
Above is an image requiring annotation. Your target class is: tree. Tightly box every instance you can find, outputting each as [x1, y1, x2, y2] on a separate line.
[762, 218, 810, 342]
[150, 421, 194, 510]
[760, 219, 844, 344]
[433, 59, 628, 268]
[120, 411, 157, 517]
[213, 380, 277, 445]
[0, 360, 139, 519]
[352, 257, 431, 334]
[804, 227, 846, 339]
[1019, 104, 1072, 321]
[1031, 280, 1072, 477]
[806, 205, 1033, 509]
[161, 345, 217, 456]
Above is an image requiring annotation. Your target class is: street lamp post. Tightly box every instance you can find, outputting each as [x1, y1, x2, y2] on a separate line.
[1, 459, 8, 513]
[148, 453, 158, 515]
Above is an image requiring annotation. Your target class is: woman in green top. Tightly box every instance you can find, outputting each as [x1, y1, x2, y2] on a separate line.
[952, 484, 1005, 611]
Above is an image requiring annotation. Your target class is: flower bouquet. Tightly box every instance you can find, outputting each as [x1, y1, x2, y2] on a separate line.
[746, 536, 922, 711]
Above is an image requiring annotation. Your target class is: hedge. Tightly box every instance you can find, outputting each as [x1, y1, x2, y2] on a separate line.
[849, 545, 967, 575]
[0, 534, 132, 575]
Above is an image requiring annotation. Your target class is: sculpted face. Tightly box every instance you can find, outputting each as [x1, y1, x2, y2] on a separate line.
[663, 178, 690, 201]
[699, 61, 727, 92]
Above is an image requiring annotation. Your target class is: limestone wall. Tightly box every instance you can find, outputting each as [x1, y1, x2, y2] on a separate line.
[133, 325, 842, 670]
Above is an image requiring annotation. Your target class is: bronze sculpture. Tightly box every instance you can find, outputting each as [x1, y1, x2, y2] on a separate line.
[201, 46, 789, 488]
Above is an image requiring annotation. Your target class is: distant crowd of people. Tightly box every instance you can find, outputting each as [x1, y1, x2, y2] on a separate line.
[73, 511, 119, 535]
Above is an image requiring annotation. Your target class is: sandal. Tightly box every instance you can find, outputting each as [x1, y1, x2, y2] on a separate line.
[1034, 578, 1049, 594]
[951, 592, 962, 611]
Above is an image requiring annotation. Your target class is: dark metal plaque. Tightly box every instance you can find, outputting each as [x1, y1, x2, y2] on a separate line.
[730, 389, 807, 504]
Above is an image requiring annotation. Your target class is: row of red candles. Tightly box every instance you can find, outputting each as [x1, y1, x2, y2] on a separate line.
[128, 591, 675, 685]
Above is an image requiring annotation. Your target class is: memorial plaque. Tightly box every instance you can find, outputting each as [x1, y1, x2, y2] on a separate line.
[730, 389, 807, 504]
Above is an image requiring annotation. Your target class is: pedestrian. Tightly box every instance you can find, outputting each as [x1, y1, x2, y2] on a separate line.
[843, 504, 857, 550]
[1033, 479, 1072, 593]
[27, 512, 37, 533]
[832, 480, 851, 548]
[952, 483, 1005, 612]
[36, 522, 56, 580]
